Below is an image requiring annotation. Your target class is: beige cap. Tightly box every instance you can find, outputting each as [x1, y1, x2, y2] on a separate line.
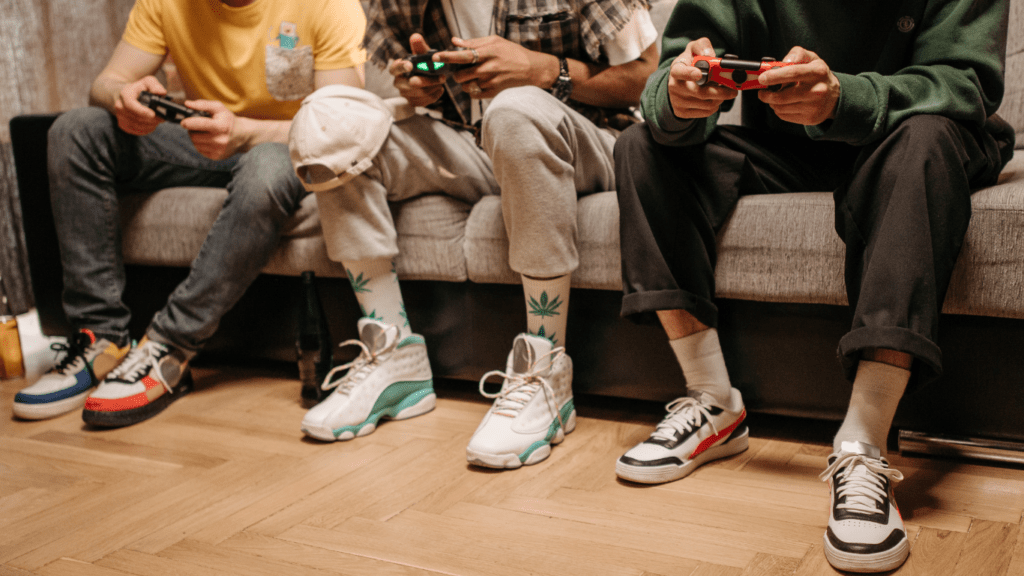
[289, 85, 394, 192]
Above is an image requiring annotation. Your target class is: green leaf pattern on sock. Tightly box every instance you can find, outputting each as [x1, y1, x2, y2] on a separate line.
[347, 270, 371, 294]
[365, 309, 384, 322]
[528, 291, 562, 318]
[399, 302, 409, 327]
[533, 325, 557, 345]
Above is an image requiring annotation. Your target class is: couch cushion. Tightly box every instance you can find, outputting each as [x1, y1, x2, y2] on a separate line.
[121, 186, 471, 282]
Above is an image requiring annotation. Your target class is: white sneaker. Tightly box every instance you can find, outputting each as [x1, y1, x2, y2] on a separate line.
[466, 334, 575, 469]
[821, 441, 909, 573]
[301, 319, 435, 441]
[616, 389, 748, 484]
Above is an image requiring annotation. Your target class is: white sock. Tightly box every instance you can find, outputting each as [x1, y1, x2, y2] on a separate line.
[669, 328, 732, 405]
[341, 257, 411, 339]
[522, 275, 570, 346]
[833, 359, 910, 456]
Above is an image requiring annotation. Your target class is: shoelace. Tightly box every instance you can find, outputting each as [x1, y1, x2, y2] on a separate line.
[650, 396, 719, 442]
[819, 452, 904, 515]
[477, 346, 566, 428]
[105, 341, 174, 395]
[49, 332, 94, 375]
[320, 325, 400, 395]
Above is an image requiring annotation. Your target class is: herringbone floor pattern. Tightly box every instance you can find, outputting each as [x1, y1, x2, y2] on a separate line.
[3, 365, 1024, 576]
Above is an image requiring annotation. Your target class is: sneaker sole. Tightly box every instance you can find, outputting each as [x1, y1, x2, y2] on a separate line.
[467, 410, 577, 470]
[615, 425, 750, 484]
[82, 373, 193, 428]
[302, 389, 437, 442]
[13, 388, 93, 420]
[823, 532, 909, 573]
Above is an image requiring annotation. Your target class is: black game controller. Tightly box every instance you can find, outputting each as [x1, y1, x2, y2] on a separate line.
[405, 50, 473, 77]
[138, 91, 212, 122]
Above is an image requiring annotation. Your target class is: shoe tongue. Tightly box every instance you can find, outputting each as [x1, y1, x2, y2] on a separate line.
[357, 318, 396, 353]
[840, 441, 882, 459]
[512, 334, 553, 374]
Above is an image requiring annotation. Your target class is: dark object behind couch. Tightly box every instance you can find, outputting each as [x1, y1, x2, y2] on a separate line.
[13, 113, 1024, 445]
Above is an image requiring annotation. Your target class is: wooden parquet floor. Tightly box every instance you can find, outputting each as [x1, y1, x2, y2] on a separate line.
[3, 364, 1024, 576]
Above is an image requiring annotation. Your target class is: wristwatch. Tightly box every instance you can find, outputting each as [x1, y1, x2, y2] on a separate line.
[551, 57, 572, 102]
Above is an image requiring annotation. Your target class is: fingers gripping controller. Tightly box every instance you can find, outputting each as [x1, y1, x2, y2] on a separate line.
[138, 91, 212, 122]
[405, 49, 473, 77]
[693, 55, 794, 90]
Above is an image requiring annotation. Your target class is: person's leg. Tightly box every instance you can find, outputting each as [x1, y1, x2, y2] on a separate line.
[22, 108, 234, 421]
[823, 115, 1005, 573]
[462, 87, 616, 469]
[614, 123, 857, 484]
[84, 141, 305, 428]
[302, 115, 496, 442]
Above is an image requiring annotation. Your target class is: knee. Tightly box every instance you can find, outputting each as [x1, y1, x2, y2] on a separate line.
[482, 86, 560, 140]
[889, 115, 960, 150]
[48, 107, 116, 152]
[229, 143, 306, 216]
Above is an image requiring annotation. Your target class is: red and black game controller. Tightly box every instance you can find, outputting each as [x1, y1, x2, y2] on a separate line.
[692, 54, 794, 90]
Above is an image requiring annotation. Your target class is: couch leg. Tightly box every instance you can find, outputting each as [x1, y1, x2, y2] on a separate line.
[898, 430, 1024, 466]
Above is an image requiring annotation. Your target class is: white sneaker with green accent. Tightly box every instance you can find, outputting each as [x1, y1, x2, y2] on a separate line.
[466, 333, 575, 469]
[301, 318, 435, 441]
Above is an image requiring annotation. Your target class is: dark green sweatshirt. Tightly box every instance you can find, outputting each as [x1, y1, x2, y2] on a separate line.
[643, 0, 1010, 147]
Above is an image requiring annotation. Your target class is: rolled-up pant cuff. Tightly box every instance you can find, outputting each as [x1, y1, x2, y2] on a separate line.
[838, 326, 942, 386]
[620, 289, 719, 329]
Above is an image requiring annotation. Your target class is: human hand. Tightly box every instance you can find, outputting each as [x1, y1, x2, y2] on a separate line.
[439, 35, 557, 99]
[389, 33, 446, 107]
[179, 100, 239, 160]
[667, 38, 738, 119]
[757, 46, 840, 125]
[114, 76, 166, 136]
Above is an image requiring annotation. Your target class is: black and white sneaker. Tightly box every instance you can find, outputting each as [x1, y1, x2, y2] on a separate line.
[616, 389, 748, 484]
[820, 441, 909, 573]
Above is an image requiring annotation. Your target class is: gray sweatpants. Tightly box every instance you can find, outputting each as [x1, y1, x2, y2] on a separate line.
[315, 86, 617, 278]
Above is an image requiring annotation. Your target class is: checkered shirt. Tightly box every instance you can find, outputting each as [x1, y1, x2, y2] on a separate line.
[365, 0, 647, 129]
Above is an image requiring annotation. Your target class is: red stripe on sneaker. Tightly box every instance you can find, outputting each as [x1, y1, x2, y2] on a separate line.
[85, 391, 150, 412]
[81, 328, 97, 345]
[689, 409, 746, 460]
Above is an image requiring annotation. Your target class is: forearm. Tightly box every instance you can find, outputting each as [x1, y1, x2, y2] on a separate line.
[529, 51, 655, 109]
[89, 75, 129, 113]
[233, 117, 293, 150]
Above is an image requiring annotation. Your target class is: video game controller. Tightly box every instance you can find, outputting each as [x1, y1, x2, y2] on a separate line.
[692, 55, 794, 90]
[405, 49, 473, 77]
[138, 91, 212, 122]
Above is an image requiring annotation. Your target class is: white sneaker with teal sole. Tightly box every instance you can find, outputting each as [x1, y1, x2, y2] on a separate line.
[466, 334, 575, 469]
[301, 319, 435, 441]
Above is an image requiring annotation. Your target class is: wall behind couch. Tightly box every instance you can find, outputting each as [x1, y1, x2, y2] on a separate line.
[1, 0, 134, 316]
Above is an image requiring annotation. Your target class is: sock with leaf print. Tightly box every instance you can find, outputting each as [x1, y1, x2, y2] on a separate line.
[341, 257, 411, 339]
[522, 274, 570, 347]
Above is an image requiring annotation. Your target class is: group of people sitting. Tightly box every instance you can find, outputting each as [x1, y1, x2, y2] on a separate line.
[12, 0, 1014, 572]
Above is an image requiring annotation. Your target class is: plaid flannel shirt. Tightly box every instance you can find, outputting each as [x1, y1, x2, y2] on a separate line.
[365, 0, 648, 130]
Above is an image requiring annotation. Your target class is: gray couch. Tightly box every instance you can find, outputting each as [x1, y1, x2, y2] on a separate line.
[12, 0, 1024, 443]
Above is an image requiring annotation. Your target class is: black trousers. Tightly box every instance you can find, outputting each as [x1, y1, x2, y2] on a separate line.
[615, 115, 1006, 384]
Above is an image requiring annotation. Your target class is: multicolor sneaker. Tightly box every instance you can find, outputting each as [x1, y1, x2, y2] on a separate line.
[616, 389, 748, 484]
[82, 337, 191, 428]
[466, 333, 575, 469]
[13, 329, 129, 420]
[820, 441, 909, 573]
[301, 319, 435, 441]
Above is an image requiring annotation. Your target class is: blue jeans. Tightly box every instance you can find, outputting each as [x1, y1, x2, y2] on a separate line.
[47, 107, 307, 354]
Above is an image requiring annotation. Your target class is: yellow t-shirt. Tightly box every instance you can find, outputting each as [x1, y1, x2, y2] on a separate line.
[123, 0, 367, 120]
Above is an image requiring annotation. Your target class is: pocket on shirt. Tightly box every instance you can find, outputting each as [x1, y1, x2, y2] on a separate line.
[504, 4, 580, 55]
[265, 44, 314, 101]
